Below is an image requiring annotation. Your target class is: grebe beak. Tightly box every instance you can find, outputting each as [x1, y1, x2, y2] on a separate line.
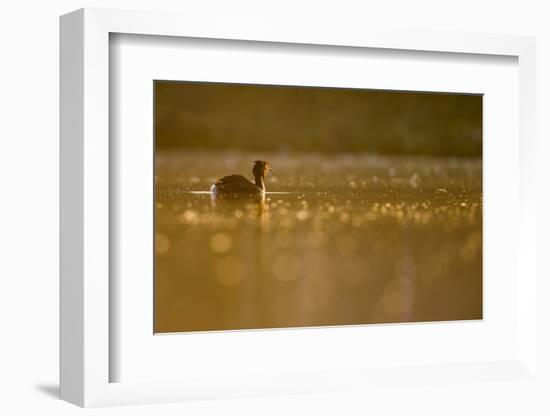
[268, 167, 276, 173]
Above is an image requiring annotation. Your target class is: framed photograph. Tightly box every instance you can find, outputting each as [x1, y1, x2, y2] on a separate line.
[60, 8, 538, 407]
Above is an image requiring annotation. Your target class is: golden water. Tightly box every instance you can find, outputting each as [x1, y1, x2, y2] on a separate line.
[155, 151, 482, 333]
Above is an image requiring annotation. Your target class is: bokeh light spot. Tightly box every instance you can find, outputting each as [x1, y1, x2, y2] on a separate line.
[214, 256, 244, 286]
[156, 233, 170, 255]
[209, 233, 233, 253]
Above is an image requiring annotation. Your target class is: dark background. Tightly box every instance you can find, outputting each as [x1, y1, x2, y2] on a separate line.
[155, 81, 482, 157]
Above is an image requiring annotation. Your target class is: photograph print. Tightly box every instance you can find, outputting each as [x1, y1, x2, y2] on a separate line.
[154, 81, 482, 333]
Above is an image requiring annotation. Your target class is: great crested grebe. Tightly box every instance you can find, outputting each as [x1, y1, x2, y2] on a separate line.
[210, 160, 275, 196]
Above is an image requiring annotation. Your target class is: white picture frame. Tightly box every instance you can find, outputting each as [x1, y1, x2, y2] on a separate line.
[60, 7, 538, 408]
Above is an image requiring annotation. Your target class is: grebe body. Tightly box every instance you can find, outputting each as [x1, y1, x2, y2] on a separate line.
[211, 160, 274, 196]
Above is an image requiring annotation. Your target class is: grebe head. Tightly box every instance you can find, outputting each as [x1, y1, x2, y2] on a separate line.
[252, 160, 274, 178]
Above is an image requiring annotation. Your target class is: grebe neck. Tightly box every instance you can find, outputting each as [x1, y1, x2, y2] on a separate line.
[254, 174, 265, 192]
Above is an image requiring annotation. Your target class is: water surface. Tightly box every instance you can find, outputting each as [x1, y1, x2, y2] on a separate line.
[155, 151, 482, 332]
